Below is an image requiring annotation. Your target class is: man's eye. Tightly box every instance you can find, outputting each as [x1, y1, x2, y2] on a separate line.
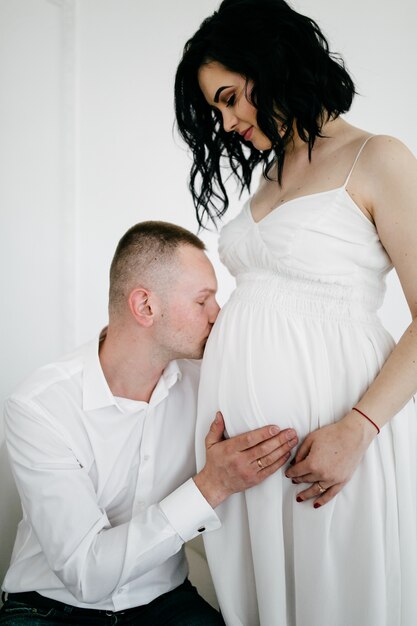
[226, 94, 236, 108]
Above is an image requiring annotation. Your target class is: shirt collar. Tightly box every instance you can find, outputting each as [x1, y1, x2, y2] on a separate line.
[150, 359, 182, 407]
[82, 329, 118, 411]
[82, 329, 183, 412]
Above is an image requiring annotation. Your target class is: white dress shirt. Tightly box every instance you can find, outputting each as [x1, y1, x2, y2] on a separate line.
[2, 333, 220, 611]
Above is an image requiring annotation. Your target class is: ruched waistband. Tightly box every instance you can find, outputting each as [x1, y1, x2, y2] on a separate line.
[232, 271, 384, 323]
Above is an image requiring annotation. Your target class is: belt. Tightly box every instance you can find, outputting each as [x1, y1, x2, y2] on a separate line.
[5, 590, 145, 617]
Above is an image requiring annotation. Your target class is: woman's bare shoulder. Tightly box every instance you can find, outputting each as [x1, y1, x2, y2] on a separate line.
[363, 134, 416, 168]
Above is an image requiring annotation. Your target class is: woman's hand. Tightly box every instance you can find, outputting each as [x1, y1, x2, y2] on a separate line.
[285, 410, 377, 507]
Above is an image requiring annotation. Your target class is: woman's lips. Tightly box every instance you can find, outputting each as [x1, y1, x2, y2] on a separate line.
[243, 127, 253, 141]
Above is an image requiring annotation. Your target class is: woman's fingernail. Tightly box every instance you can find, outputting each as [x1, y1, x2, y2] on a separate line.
[286, 429, 296, 440]
[296, 496, 303, 503]
[314, 502, 322, 509]
[270, 426, 280, 435]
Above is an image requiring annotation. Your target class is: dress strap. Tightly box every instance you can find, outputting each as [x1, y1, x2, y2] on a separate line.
[343, 136, 374, 188]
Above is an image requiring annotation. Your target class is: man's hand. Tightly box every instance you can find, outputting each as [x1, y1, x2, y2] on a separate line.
[194, 412, 298, 508]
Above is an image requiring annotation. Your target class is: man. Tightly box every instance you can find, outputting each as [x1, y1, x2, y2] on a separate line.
[1, 221, 297, 625]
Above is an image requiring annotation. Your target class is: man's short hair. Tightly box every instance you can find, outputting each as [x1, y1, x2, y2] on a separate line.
[109, 221, 205, 316]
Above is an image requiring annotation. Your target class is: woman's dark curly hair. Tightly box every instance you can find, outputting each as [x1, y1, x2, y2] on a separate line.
[175, 0, 356, 228]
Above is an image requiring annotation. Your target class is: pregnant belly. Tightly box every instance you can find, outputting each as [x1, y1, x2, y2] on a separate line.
[201, 300, 392, 440]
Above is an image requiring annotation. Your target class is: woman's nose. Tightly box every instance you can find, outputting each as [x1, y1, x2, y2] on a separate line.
[222, 109, 238, 133]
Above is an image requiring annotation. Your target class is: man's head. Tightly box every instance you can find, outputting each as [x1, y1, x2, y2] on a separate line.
[109, 221, 219, 360]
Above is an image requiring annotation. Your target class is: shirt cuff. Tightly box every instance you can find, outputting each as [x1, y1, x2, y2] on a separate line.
[159, 478, 221, 542]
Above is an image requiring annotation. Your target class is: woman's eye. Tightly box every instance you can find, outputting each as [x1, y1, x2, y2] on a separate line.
[226, 94, 236, 108]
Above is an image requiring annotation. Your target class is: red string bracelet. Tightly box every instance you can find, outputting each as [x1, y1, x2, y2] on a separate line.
[352, 407, 380, 434]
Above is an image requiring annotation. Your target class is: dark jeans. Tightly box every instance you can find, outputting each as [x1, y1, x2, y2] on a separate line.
[0, 579, 224, 626]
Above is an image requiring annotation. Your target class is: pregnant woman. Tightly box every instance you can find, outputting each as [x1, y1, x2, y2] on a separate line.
[175, 1, 417, 624]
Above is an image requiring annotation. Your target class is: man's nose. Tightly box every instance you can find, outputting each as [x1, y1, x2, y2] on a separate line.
[209, 300, 221, 324]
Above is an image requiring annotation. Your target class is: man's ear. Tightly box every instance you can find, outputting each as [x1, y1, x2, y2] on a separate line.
[128, 288, 154, 327]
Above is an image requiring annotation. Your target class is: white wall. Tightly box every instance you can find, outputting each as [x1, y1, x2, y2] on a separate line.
[0, 0, 76, 580]
[1, 0, 416, 585]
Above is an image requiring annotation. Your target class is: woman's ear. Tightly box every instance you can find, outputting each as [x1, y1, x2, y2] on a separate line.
[128, 288, 154, 327]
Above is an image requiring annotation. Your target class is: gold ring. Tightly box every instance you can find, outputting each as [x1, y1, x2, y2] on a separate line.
[257, 458, 264, 470]
[317, 481, 327, 494]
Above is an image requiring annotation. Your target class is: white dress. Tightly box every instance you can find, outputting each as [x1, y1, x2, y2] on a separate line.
[196, 141, 417, 626]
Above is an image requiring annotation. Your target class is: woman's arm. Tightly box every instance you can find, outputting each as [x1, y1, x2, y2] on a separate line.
[286, 135, 417, 506]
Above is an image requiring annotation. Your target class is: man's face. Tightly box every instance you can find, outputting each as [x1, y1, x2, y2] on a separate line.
[155, 245, 220, 360]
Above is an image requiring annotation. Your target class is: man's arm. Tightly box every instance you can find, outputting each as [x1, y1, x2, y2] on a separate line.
[5, 399, 296, 604]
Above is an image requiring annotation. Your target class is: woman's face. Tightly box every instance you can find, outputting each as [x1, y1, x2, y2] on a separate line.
[198, 61, 273, 151]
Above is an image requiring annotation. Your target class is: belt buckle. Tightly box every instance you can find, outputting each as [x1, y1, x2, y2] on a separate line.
[105, 609, 125, 616]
